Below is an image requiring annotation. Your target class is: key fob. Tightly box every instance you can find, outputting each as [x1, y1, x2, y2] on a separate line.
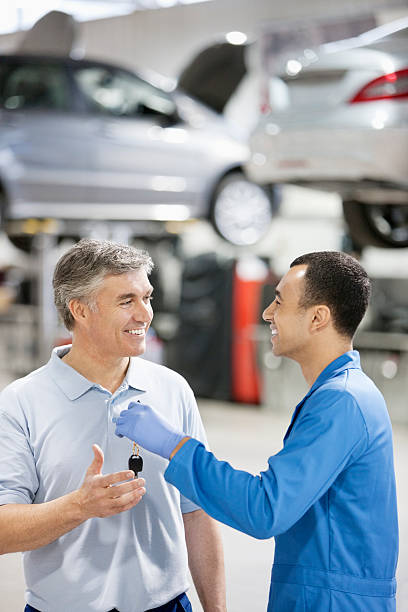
[128, 454, 143, 476]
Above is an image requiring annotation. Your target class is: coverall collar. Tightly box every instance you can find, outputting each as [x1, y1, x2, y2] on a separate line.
[308, 350, 361, 397]
[284, 350, 361, 441]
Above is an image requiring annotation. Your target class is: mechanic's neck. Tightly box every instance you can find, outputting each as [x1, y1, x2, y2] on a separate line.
[299, 336, 353, 388]
[62, 340, 129, 394]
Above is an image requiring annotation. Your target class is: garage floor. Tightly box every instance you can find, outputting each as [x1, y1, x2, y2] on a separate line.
[0, 391, 407, 612]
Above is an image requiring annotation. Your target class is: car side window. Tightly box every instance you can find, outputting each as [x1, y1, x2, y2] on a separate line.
[73, 65, 177, 119]
[0, 62, 70, 110]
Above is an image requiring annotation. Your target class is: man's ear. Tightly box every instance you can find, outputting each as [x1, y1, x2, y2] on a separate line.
[68, 299, 89, 326]
[310, 304, 331, 333]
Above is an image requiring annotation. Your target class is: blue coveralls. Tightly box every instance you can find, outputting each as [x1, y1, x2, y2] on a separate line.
[165, 351, 398, 611]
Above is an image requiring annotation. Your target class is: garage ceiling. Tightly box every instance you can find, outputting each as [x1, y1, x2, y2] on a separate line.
[0, 0, 212, 35]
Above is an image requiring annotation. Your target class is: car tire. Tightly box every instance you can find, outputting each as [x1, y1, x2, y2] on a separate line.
[7, 234, 36, 252]
[343, 200, 408, 249]
[210, 172, 277, 246]
[0, 190, 34, 251]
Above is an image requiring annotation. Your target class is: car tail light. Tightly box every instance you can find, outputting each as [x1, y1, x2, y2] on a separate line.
[350, 68, 408, 103]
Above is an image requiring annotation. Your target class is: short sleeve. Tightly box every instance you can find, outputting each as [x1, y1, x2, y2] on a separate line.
[0, 387, 39, 505]
[181, 382, 208, 447]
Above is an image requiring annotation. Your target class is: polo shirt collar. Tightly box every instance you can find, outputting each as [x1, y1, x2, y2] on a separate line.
[126, 356, 148, 393]
[48, 345, 95, 400]
[48, 345, 148, 400]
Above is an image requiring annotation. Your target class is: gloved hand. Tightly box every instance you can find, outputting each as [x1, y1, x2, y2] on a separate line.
[113, 402, 187, 460]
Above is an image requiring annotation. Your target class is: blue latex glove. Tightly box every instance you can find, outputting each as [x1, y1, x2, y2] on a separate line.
[113, 402, 186, 460]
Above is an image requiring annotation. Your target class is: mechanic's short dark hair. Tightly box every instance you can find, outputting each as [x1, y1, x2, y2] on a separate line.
[290, 251, 371, 338]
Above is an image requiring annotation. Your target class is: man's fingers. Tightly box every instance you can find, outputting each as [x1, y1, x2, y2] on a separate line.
[127, 402, 140, 411]
[108, 478, 145, 497]
[110, 487, 146, 512]
[99, 471, 142, 488]
[80, 448, 146, 519]
[87, 444, 104, 476]
[113, 417, 125, 431]
[113, 417, 126, 437]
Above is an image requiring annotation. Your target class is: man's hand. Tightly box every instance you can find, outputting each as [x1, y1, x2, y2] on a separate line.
[113, 403, 186, 460]
[75, 444, 146, 520]
[0, 444, 146, 554]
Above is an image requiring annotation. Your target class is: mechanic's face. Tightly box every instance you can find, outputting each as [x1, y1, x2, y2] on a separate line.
[85, 270, 153, 360]
[262, 265, 311, 361]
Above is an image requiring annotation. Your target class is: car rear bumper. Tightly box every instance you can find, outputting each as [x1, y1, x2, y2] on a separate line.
[247, 127, 408, 189]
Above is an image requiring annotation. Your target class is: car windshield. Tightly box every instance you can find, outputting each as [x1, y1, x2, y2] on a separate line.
[0, 61, 70, 110]
[73, 65, 177, 118]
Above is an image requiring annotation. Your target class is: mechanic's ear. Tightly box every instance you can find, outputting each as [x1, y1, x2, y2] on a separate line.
[310, 304, 331, 333]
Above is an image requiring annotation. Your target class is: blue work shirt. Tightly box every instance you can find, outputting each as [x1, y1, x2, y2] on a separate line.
[165, 351, 398, 611]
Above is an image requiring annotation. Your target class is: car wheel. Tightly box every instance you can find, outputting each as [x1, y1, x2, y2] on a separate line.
[0, 191, 34, 251]
[7, 234, 35, 252]
[343, 201, 408, 249]
[210, 172, 276, 246]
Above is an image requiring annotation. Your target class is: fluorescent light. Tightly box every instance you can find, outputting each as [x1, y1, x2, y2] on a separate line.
[225, 31, 247, 45]
[286, 59, 302, 76]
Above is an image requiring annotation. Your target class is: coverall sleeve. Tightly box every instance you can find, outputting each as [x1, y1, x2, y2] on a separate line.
[165, 390, 368, 538]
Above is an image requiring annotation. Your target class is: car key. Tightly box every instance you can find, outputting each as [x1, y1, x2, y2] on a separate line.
[128, 453, 143, 477]
[128, 441, 143, 477]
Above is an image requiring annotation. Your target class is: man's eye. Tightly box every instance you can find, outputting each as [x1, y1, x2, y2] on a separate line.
[275, 299, 280, 306]
[145, 295, 153, 302]
[121, 300, 132, 306]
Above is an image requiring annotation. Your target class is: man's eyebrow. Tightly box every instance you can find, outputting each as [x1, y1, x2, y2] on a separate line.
[117, 288, 153, 301]
[275, 289, 283, 300]
[117, 293, 136, 301]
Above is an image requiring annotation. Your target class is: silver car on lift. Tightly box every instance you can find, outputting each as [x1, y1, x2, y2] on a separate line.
[0, 54, 278, 248]
[246, 18, 408, 249]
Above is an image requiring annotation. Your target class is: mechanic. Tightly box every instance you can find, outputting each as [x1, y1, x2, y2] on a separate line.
[0, 239, 226, 612]
[114, 250, 399, 612]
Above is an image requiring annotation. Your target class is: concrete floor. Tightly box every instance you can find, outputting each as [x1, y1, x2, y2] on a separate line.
[0, 393, 407, 612]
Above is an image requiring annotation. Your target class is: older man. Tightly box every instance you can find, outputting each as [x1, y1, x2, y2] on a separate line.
[0, 239, 226, 612]
[115, 251, 399, 612]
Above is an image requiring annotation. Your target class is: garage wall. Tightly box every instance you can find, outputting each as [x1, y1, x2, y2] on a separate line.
[0, 0, 407, 77]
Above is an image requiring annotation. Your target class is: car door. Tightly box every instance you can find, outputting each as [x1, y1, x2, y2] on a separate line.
[0, 58, 97, 220]
[71, 63, 208, 221]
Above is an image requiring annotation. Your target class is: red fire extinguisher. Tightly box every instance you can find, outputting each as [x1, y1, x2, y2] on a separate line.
[231, 256, 269, 404]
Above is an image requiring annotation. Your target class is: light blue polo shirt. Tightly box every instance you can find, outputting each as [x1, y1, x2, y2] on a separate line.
[0, 346, 206, 612]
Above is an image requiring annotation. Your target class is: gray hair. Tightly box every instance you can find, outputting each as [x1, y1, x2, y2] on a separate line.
[53, 239, 154, 331]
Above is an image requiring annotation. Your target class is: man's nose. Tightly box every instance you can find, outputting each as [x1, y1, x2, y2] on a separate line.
[262, 301, 275, 322]
[132, 301, 153, 322]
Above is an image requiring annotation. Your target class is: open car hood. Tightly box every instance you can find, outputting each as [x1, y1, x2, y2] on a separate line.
[178, 41, 249, 113]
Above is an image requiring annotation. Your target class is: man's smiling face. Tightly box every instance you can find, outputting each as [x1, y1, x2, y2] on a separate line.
[84, 270, 153, 359]
[262, 265, 312, 361]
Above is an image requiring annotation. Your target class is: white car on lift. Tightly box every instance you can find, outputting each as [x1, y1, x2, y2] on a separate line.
[246, 18, 408, 249]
